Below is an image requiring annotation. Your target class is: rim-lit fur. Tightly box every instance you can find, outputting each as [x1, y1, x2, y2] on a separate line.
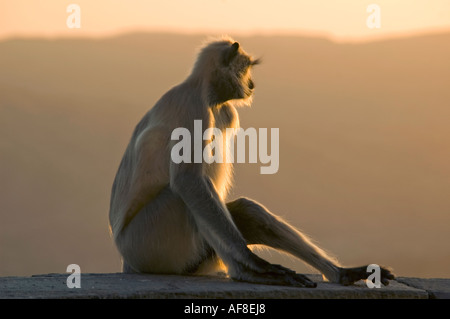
[108, 37, 395, 287]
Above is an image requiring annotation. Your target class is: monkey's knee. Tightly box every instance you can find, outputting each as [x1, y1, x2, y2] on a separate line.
[227, 197, 258, 229]
[227, 197, 279, 244]
[227, 197, 259, 213]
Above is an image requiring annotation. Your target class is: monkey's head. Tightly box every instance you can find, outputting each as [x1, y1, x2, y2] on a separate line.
[191, 37, 261, 106]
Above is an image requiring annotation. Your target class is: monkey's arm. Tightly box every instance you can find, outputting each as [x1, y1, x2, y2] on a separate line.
[170, 163, 249, 266]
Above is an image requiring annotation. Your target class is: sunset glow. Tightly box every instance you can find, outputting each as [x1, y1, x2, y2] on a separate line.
[1, 0, 450, 41]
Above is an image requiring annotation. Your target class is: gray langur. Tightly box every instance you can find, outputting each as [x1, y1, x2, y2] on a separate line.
[109, 37, 394, 287]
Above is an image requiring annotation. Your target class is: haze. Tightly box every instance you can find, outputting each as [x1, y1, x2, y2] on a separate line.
[0, 1, 449, 278]
[1, 0, 450, 41]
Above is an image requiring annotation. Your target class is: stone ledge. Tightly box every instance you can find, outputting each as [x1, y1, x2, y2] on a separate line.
[2, 273, 445, 299]
[396, 277, 450, 299]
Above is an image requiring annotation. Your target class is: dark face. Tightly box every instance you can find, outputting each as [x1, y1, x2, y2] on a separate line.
[209, 42, 259, 105]
[238, 62, 257, 99]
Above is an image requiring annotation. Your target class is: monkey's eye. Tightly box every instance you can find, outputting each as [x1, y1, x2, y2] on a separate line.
[237, 62, 251, 76]
[237, 66, 248, 76]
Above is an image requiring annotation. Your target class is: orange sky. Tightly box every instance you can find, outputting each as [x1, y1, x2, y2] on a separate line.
[1, 0, 450, 41]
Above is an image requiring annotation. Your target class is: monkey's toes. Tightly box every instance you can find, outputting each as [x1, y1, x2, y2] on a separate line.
[380, 267, 396, 286]
[339, 265, 395, 286]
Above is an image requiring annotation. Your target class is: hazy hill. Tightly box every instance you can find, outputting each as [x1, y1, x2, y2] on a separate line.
[1, 32, 449, 277]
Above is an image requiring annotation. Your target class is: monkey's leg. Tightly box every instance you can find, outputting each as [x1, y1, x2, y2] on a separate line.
[116, 186, 215, 275]
[227, 197, 395, 286]
[171, 174, 316, 287]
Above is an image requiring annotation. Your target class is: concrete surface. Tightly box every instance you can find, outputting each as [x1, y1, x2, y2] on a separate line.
[397, 277, 450, 299]
[1, 273, 447, 299]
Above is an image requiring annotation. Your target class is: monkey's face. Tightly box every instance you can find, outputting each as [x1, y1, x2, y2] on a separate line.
[238, 64, 256, 99]
[209, 41, 260, 105]
[225, 42, 260, 99]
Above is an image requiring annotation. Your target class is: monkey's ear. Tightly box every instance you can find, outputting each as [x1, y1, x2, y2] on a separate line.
[223, 42, 240, 65]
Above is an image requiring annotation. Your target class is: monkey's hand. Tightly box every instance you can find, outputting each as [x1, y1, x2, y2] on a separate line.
[338, 265, 395, 286]
[229, 251, 317, 288]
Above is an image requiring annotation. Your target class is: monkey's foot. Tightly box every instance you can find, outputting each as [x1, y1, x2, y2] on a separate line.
[231, 262, 317, 288]
[338, 265, 395, 286]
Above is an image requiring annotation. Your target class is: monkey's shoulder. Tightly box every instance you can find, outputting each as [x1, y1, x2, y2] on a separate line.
[133, 124, 172, 154]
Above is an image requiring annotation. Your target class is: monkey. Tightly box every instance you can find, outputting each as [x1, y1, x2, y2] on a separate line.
[109, 36, 395, 287]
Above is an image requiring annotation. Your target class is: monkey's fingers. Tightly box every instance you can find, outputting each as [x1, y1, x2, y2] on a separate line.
[263, 265, 317, 287]
[262, 267, 317, 288]
[239, 253, 317, 287]
[232, 262, 315, 288]
[267, 263, 297, 275]
[247, 253, 296, 276]
[242, 272, 316, 288]
[268, 272, 316, 288]
[290, 273, 317, 288]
